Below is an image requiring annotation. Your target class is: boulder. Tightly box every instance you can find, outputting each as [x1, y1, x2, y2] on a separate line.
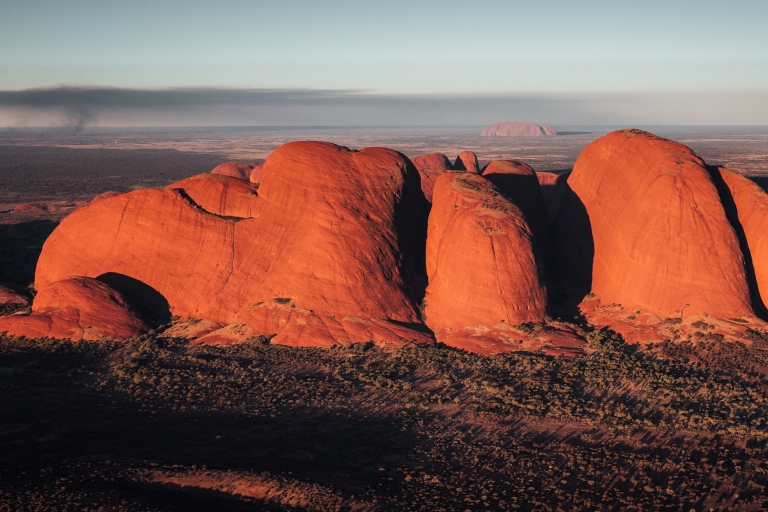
[555, 129, 753, 320]
[717, 167, 768, 314]
[453, 151, 479, 173]
[34, 142, 432, 348]
[167, 173, 260, 218]
[424, 172, 548, 355]
[0, 276, 147, 340]
[481, 160, 552, 264]
[536, 171, 569, 220]
[211, 162, 258, 181]
[481, 122, 556, 137]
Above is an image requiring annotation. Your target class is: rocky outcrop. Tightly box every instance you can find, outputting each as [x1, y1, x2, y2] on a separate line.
[0, 277, 146, 340]
[410, 152, 453, 202]
[481, 122, 556, 137]
[481, 160, 552, 264]
[167, 173, 260, 218]
[424, 172, 550, 355]
[33, 142, 431, 347]
[249, 162, 265, 184]
[717, 168, 768, 313]
[453, 151, 479, 173]
[90, 191, 123, 204]
[211, 162, 259, 181]
[555, 129, 753, 320]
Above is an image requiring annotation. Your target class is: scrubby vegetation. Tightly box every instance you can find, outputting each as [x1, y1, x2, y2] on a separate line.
[3, 330, 768, 510]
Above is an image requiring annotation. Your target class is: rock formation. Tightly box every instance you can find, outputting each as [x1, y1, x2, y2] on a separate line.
[211, 162, 258, 181]
[555, 129, 753, 320]
[453, 151, 479, 173]
[410, 152, 453, 202]
[249, 162, 265, 184]
[717, 167, 768, 313]
[423, 172, 551, 355]
[481, 122, 556, 137]
[167, 173, 260, 218]
[0, 276, 146, 340]
[33, 142, 432, 348]
[481, 160, 552, 264]
[90, 191, 123, 204]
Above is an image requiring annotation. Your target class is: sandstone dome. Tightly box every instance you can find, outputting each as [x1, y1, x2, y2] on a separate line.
[452, 151, 479, 173]
[211, 162, 260, 181]
[410, 152, 453, 202]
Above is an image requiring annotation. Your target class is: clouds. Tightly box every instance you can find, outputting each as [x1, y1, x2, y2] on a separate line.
[1, 86, 766, 129]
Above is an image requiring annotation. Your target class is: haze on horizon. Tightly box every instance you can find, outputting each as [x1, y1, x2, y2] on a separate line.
[1, 0, 767, 128]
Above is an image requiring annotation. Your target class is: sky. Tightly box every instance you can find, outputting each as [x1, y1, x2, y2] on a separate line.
[1, 0, 767, 127]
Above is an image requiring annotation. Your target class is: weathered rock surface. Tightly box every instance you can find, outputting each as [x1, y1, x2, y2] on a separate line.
[211, 162, 258, 181]
[453, 151, 479, 173]
[481, 122, 556, 137]
[536, 171, 569, 220]
[410, 152, 453, 202]
[168, 173, 260, 218]
[481, 160, 552, 264]
[718, 167, 768, 313]
[424, 172, 557, 355]
[556, 129, 753, 320]
[0, 276, 146, 340]
[34, 142, 431, 347]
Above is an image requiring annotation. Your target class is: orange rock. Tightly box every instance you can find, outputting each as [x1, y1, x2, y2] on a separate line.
[716, 167, 768, 314]
[452, 151, 479, 173]
[424, 173, 550, 355]
[249, 162, 265, 184]
[167, 173, 260, 218]
[536, 171, 569, 220]
[0, 283, 28, 308]
[481, 160, 552, 264]
[210, 162, 258, 181]
[90, 191, 123, 204]
[411, 152, 453, 201]
[0, 276, 146, 340]
[481, 122, 556, 136]
[556, 129, 753, 320]
[34, 142, 432, 348]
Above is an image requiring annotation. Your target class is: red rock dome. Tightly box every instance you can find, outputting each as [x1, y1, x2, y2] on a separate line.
[167, 173, 260, 218]
[424, 172, 548, 355]
[410, 152, 453, 202]
[452, 151, 479, 173]
[33, 142, 432, 347]
[556, 129, 753, 320]
[0, 276, 146, 341]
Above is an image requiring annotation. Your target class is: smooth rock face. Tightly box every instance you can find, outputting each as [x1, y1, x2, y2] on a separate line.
[718, 167, 768, 312]
[34, 142, 431, 347]
[481, 122, 556, 137]
[424, 173, 547, 355]
[410, 152, 453, 202]
[557, 129, 753, 319]
[453, 151, 479, 173]
[536, 171, 569, 220]
[167, 173, 260, 218]
[0, 277, 146, 340]
[210, 162, 258, 181]
[481, 160, 552, 264]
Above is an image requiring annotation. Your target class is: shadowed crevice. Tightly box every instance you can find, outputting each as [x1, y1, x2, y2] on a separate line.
[96, 272, 171, 327]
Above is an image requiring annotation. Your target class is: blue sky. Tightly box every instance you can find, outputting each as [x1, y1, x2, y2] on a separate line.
[1, 1, 767, 125]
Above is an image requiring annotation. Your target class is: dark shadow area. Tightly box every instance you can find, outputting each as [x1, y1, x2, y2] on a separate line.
[750, 176, 768, 194]
[394, 160, 430, 308]
[97, 272, 172, 327]
[708, 165, 768, 319]
[0, 219, 59, 286]
[549, 184, 594, 318]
